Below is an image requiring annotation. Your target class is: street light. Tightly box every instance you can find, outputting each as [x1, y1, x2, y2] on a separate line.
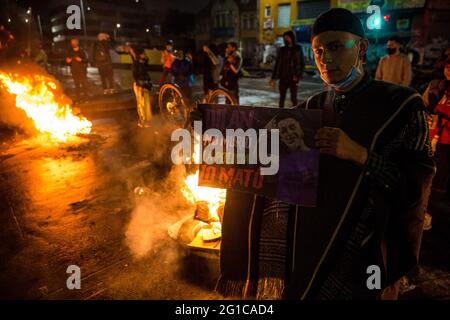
[114, 24, 121, 39]
[87, 6, 91, 11]
[7, 18, 11, 23]
[25, 18, 29, 23]
[146, 28, 150, 33]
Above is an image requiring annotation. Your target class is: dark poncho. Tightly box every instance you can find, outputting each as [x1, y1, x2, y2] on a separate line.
[216, 76, 435, 299]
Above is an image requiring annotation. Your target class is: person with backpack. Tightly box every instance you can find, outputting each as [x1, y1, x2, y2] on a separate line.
[92, 33, 115, 94]
[172, 49, 194, 104]
[221, 42, 242, 103]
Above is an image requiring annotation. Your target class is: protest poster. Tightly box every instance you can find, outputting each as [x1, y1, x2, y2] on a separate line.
[196, 104, 322, 207]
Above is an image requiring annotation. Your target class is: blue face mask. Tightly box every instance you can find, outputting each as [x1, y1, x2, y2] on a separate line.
[321, 66, 362, 91]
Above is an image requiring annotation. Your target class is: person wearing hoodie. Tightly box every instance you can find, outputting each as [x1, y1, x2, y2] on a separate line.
[92, 33, 115, 94]
[270, 31, 305, 108]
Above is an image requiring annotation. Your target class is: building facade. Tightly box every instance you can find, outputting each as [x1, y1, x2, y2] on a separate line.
[195, 0, 259, 66]
[258, 0, 449, 71]
[47, 0, 159, 47]
[259, 0, 298, 46]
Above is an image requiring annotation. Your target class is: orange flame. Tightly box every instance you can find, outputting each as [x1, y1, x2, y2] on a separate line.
[181, 170, 226, 218]
[0, 72, 92, 141]
[181, 142, 226, 220]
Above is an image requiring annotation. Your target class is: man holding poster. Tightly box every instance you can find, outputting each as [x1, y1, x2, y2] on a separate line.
[192, 8, 435, 300]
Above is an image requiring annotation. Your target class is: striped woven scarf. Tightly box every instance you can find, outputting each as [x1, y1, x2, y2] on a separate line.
[256, 199, 290, 299]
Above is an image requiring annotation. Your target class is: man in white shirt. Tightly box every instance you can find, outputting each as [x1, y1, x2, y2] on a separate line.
[376, 36, 413, 87]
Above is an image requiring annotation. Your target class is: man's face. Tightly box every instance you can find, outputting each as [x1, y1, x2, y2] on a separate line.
[387, 40, 400, 52]
[227, 44, 235, 53]
[166, 44, 173, 51]
[312, 31, 363, 84]
[445, 63, 450, 81]
[284, 35, 292, 46]
[70, 39, 79, 48]
[278, 118, 304, 151]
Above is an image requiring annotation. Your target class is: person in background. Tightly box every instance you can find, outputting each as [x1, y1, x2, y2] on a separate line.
[270, 30, 305, 108]
[126, 46, 153, 127]
[160, 40, 175, 87]
[171, 49, 193, 104]
[221, 42, 242, 103]
[93, 33, 115, 94]
[66, 38, 89, 102]
[375, 36, 413, 87]
[202, 43, 223, 95]
[423, 56, 450, 230]
[185, 50, 196, 89]
[34, 42, 48, 70]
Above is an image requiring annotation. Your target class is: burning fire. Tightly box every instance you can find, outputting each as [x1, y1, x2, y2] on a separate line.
[181, 142, 226, 222]
[0, 71, 92, 141]
[181, 170, 226, 219]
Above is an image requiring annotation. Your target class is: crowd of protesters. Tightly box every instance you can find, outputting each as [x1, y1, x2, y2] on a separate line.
[124, 38, 244, 126]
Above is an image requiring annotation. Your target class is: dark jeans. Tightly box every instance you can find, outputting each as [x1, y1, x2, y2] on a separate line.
[230, 85, 239, 104]
[72, 75, 88, 99]
[223, 82, 239, 104]
[203, 77, 218, 95]
[98, 64, 114, 90]
[279, 79, 298, 108]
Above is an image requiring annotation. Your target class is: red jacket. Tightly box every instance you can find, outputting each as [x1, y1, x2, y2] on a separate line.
[434, 92, 450, 145]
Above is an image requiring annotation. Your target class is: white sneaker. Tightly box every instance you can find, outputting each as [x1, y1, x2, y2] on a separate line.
[423, 213, 432, 231]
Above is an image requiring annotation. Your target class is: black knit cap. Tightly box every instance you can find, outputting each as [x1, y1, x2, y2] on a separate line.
[311, 8, 365, 40]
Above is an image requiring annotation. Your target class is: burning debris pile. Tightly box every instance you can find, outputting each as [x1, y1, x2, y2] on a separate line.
[180, 170, 226, 243]
[0, 71, 92, 142]
[164, 168, 227, 257]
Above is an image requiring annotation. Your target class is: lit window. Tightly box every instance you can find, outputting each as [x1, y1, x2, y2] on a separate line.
[277, 4, 291, 28]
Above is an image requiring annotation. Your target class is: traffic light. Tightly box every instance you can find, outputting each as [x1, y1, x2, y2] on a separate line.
[374, 17, 381, 28]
